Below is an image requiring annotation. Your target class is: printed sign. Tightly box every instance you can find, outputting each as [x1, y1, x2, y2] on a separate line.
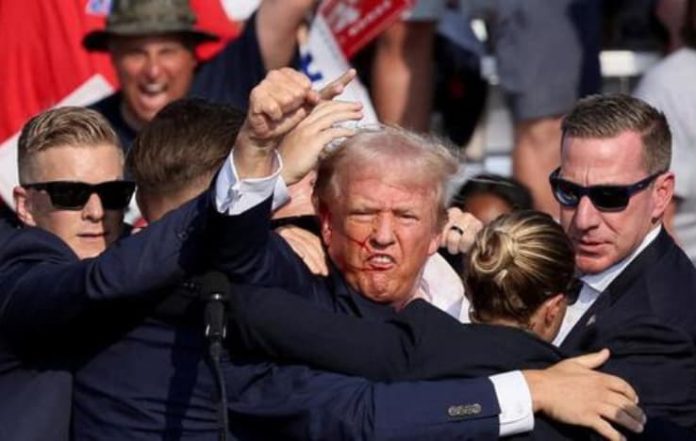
[318, 0, 413, 58]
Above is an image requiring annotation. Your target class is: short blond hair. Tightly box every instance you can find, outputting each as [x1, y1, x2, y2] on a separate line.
[17, 107, 121, 183]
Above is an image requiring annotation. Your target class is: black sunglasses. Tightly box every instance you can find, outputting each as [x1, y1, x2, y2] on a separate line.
[23, 180, 135, 210]
[549, 167, 664, 212]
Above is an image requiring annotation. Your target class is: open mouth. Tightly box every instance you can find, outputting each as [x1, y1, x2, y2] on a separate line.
[366, 254, 396, 270]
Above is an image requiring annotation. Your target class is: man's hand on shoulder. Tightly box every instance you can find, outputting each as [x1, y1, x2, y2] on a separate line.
[524, 349, 645, 441]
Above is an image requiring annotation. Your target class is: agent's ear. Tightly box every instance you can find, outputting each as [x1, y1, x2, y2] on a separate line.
[13, 186, 37, 227]
[529, 293, 567, 342]
[543, 293, 567, 325]
[652, 171, 675, 221]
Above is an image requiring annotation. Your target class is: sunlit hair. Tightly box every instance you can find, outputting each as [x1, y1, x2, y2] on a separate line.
[465, 210, 575, 326]
[17, 106, 121, 183]
[562, 94, 671, 174]
[313, 125, 459, 230]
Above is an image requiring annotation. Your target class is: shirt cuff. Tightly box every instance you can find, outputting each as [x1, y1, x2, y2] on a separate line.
[490, 371, 534, 436]
[215, 150, 287, 214]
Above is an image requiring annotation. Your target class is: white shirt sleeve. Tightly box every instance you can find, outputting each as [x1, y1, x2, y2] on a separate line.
[490, 371, 534, 436]
[214, 150, 290, 215]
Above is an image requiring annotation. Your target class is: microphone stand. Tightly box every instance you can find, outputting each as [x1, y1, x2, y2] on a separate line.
[205, 286, 228, 441]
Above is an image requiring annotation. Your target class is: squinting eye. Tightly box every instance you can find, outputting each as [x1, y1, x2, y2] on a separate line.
[398, 214, 419, 223]
[350, 212, 374, 222]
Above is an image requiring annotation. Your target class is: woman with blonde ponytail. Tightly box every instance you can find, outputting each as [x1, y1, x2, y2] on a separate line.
[465, 210, 580, 342]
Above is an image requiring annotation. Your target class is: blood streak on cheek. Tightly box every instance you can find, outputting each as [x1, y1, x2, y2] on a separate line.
[333, 229, 373, 272]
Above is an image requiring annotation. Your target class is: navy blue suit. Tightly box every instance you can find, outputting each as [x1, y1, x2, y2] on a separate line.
[210, 197, 522, 438]
[70, 206, 505, 440]
[0, 194, 216, 440]
[561, 228, 696, 429]
[226, 288, 564, 380]
[0, 192, 505, 440]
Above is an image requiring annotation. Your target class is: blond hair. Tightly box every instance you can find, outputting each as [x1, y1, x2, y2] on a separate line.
[17, 106, 121, 183]
[465, 210, 575, 325]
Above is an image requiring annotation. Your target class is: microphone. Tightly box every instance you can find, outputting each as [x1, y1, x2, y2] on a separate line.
[200, 271, 230, 345]
[199, 271, 230, 441]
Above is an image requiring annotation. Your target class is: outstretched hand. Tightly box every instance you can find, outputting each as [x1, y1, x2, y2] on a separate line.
[233, 68, 361, 181]
[233, 68, 320, 179]
[279, 99, 363, 186]
[524, 349, 645, 441]
[244, 68, 321, 146]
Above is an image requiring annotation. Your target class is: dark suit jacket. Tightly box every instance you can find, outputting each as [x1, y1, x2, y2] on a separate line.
[227, 287, 564, 379]
[71, 282, 507, 441]
[0, 193, 507, 440]
[561, 228, 696, 430]
[0, 198, 503, 440]
[0, 193, 216, 441]
[226, 285, 596, 441]
[213, 197, 579, 440]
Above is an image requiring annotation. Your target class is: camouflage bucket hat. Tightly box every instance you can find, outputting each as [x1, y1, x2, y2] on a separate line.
[83, 0, 219, 52]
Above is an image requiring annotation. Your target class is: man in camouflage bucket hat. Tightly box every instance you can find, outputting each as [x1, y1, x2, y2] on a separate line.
[84, 0, 316, 151]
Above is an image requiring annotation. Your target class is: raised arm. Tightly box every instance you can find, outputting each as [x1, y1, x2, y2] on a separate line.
[226, 285, 562, 379]
[0, 193, 214, 344]
[213, 68, 360, 285]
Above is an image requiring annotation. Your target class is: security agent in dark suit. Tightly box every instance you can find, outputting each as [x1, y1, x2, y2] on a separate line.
[1, 99, 496, 441]
[212, 68, 646, 441]
[223, 210, 580, 380]
[66, 97, 600, 441]
[219, 210, 594, 440]
[62, 97, 565, 441]
[545, 94, 696, 432]
[0, 107, 239, 440]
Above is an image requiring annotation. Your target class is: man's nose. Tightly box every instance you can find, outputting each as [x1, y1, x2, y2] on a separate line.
[143, 55, 162, 79]
[82, 193, 105, 221]
[573, 195, 600, 230]
[370, 214, 396, 247]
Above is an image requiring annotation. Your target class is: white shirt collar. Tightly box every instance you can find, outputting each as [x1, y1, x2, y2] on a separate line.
[580, 225, 662, 293]
[553, 225, 662, 346]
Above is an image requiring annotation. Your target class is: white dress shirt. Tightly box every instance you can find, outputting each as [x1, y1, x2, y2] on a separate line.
[214, 150, 534, 436]
[553, 226, 662, 346]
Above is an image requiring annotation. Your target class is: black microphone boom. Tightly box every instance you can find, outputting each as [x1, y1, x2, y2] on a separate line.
[202, 271, 229, 343]
[199, 270, 230, 441]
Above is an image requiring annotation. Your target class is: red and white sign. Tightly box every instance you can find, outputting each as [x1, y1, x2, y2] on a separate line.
[300, 0, 412, 125]
[319, 0, 413, 58]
